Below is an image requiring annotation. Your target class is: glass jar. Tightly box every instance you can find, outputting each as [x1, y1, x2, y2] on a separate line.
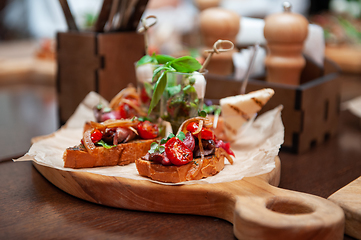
[161, 70, 207, 132]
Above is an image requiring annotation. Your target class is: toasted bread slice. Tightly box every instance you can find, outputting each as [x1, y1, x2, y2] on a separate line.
[220, 88, 274, 141]
[63, 139, 157, 169]
[135, 148, 226, 183]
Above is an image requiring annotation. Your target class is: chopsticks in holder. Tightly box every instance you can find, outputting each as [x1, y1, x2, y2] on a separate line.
[59, 0, 79, 31]
[126, 0, 149, 31]
[104, 0, 120, 32]
[94, 0, 113, 32]
[120, 0, 139, 30]
[113, 0, 130, 31]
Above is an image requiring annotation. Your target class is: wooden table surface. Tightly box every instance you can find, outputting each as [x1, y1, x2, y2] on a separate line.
[1, 74, 361, 239]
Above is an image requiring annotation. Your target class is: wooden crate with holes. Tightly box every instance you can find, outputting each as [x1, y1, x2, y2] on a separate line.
[205, 59, 340, 154]
[56, 31, 145, 125]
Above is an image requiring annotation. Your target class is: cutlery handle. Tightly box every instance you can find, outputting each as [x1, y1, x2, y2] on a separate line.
[233, 186, 345, 240]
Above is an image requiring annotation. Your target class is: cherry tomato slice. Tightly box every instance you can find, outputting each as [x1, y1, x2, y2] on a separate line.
[91, 129, 103, 143]
[165, 137, 193, 166]
[200, 128, 214, 140]
[186, 122, 199, 133]
[137, 121, 159, 139]
[186, 122, 214, 140]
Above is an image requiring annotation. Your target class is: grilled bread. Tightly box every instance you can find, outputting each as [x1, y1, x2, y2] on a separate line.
[136, 148, 227, 183]
[63, 139, 157, 169]
[220, 88, 274, 141]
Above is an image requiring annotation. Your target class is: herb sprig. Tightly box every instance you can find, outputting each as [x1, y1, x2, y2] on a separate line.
[97, 140, 116, 149]
[147, 56, 202, 115]
[148, 132, 186, 154]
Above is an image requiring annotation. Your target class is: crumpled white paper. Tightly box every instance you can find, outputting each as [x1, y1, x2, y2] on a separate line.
[16, 91, 284, 185]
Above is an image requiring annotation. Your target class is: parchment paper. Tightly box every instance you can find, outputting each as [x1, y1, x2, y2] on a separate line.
[16, 91, 284, 185]
[342, 96, 361, 118]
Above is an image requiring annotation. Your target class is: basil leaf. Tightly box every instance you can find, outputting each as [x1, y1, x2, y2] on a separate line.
[155, 54, 175, 64]
[143, 81, 153, 97]
[97, 140, 116, 149]
[176, 131, 186, 141]
[167, 85, 181, 96]
[160, 138, 167, 145]
[170, 56, 202, 73]
[137, 55, 156, 66]
[148, 71, 167, 115]
[152, 66, 170, 82]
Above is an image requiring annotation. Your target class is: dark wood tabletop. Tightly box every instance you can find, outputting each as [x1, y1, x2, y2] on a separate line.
[1, 73, 361, 239]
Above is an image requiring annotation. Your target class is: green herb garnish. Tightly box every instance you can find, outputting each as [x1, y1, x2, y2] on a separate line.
[176, 131, 186, 141]
[148, 56, 202, 114]
[137, 116, 152, 122]
[198, 110, 207, 117]
[97, 140, 116, 149]
[136, 54, 157, 66]
[148, 142, 165, 154]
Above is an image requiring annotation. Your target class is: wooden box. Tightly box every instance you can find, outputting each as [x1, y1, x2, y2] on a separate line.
[56, 31, 145, 125]
[205, 59, 341, 154]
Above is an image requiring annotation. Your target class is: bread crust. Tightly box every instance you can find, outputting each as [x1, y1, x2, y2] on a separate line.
[135, 148, 226, 183]
[63, 139, 157, 169]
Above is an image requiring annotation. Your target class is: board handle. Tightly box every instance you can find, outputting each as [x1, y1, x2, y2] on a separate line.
[233, 186, 345, 240]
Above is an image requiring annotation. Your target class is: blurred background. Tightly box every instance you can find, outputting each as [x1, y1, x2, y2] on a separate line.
[1, 0, 361, 160]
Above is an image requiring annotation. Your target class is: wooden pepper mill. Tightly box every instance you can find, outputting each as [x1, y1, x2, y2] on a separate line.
[199, 7, 240, 75]
[264, 2, 308, 85]
[194, 0, 221, 11]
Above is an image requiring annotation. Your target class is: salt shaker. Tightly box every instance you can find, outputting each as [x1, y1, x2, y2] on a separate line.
[199, 7, 240, 75]
[264, 2, 308, 85]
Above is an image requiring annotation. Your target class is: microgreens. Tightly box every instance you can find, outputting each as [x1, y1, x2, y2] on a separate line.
[148, 142, 165, 154]
[137, 116, 152, 122]
[150, 132, 186, 154]
[198, 110, 207, 118]
[202, 104, 221, 116]
[97, 140, 116, 149]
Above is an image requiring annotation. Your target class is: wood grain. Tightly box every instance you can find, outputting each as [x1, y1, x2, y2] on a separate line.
[97, 32, 144, 101]
[329, 177, 361, 239]
[205, 59, 340, 153]
[32, 156, 345, 240]
[264, 11, 309, 85]
[56, 32, 100, 124]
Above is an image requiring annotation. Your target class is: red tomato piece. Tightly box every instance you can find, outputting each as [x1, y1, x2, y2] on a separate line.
[216, 140, 235, 157]
[186, 122, 199, 133]
[140, 87, 151, 104]
[200, 128, 214, 140]
[137, 121, 159, 139]
[118, 104, 129, 119]
[91, 129, 103, 143]
[186, 122, 214, 140]
[165, 137, 193, 166]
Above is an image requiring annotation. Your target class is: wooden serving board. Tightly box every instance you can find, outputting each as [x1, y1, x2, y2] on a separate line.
[328, 176, 361, 239]
[32, 157, 345, 239]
